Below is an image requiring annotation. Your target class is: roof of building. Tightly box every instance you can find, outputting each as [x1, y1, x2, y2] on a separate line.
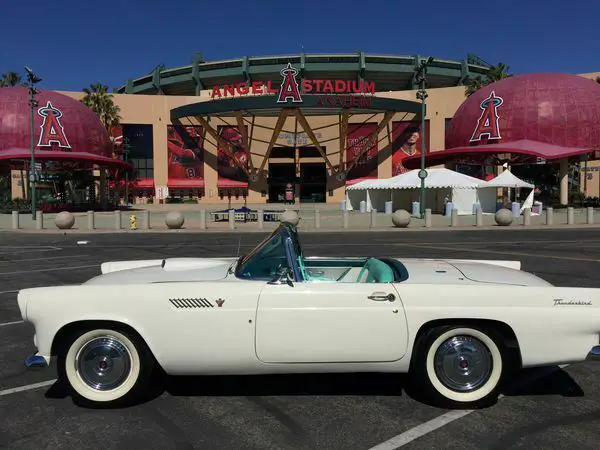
[403, 72, 600, 168]
[115, 52, 493, 95]
[0, 87, 129, 169]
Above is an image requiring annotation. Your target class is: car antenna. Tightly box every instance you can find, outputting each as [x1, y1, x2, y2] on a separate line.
[236, 235, 242, 258]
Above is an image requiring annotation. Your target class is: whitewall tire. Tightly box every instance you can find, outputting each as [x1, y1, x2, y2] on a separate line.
[410, 325, 509, 408]
[58, 328, 154, 407]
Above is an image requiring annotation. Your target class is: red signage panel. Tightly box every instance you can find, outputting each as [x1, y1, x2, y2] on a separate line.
[167, 125, 205, 181]
[346, 123, 378, 181]
[217, 125, 249, 187]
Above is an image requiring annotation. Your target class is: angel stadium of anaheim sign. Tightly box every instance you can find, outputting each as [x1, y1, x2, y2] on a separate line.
[210, 63, 376, 108]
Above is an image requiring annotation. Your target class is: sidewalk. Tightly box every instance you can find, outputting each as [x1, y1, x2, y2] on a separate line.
[1, 207, 598, 233]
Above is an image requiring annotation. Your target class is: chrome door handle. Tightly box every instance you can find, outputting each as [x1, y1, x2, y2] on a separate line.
[368, 293, 395, 302]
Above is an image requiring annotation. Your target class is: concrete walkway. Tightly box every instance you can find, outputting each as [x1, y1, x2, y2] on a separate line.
[1, 206, 598, 233]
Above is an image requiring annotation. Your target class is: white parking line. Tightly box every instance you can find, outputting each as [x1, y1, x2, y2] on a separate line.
[0, 380, 56, 397]
[369, 364, 570, 449]
[0, 320, 24, 327]
[0, 264, 98, 276]
[0, 254, 89, 265]
[0, 290, 19, 295]
[369, 410, 474, 449]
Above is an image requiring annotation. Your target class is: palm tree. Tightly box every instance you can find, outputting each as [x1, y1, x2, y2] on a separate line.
[0, 71, 27, 87]
[80, 82, 121, 131]
[465, 63, 512, 96]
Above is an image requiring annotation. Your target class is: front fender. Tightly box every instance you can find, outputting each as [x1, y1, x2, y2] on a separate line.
[21, 285, 163, 366]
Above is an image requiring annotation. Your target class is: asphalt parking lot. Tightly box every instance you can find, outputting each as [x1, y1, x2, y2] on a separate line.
[1, 227, 600, 449]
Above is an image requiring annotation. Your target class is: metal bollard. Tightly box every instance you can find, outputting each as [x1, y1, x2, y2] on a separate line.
[424, 209, 432, 228]
[129, 214, 137, 230]
[567, 207, 574, 225]
[450, 209, 458, 227]
[257, 209, 264, 230]
[370, 209, 377, 228]
[476, 207, 483, 227]
[199, 210, 206, 230]
[315, 209, 320, 229]
[546, 207, 553, 225]
[114, 210, 121, 230]
[143, 210, 150, 230]
[36, 211, 43, 230]
[87, 210, 94, 230]
[228, 210, 235, 230]
[523, 208, 531, 226]
[587, 207, 594, 225]
[342, 210, 349, 229]
[12, 211, 19, 229]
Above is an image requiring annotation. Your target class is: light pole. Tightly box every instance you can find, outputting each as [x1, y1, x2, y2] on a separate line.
[123, 138, 131, 205]
[414, 57, 433, 219]
[25, 66, 42, 220]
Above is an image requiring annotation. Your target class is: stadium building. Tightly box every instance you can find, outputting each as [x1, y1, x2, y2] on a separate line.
[8, 53, 600, 207]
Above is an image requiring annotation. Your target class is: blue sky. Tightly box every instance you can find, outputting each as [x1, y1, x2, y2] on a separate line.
[3, 0, 599, 92]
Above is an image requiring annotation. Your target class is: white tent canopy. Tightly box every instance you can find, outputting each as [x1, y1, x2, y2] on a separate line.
[346, 168, 483, 190]
[345, 168, 485, 214]
[478, 169, 536, 214]
[481, 170, 534, 189]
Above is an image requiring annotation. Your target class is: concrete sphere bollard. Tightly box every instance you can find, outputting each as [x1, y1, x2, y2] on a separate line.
[54, 211, 75, 229]
[495, 208, 513, 226]
[391, 209, 411, 228]
[280, 209, 300, 226]
[165, 211, 185, 229]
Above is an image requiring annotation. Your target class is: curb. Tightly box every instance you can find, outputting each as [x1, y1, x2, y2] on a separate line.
[3, 223, 600, 234]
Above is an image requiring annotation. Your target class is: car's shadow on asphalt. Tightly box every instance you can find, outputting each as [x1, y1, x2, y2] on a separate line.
[44, 365, 584, 410]
[501, 366, 584, 398]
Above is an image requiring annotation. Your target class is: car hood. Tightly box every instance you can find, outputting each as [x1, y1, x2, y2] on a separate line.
[84, 257, 240, 285]
[397, 258, 553, 287]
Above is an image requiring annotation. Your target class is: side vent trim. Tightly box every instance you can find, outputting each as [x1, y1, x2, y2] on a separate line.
[169, 298, 214, 309]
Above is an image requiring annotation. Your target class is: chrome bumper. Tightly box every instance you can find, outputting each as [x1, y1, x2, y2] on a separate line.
[25, 354, 48, 369]
[586, 346, 600, 361]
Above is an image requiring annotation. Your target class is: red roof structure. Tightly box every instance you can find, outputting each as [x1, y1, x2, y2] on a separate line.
[403, 73, 600, 169]
[0, 87, 130, 170]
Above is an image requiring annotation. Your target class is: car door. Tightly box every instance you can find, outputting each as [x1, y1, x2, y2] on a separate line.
[254, 281, 408, 364]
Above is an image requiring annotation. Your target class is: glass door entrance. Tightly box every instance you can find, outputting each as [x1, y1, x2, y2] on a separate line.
[268, 163, 295, 203]
[299, 163, 326, 202]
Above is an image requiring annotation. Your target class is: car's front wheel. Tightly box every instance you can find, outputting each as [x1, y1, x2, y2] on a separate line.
[57, 327, 155, 407]
[410, 325, 509, 408]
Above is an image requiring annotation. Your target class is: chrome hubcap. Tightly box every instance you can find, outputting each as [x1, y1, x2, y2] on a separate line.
[433, 335, 493, 393]
[76, 337, 131, 391]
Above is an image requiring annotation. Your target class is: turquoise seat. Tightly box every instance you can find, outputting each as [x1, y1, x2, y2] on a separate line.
[357, 258, 395, 283]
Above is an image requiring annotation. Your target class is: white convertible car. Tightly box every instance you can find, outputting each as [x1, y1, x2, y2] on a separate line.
[18, 222, 600, 408]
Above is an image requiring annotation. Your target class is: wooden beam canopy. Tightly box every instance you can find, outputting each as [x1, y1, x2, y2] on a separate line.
[292, 109, 337, 174]
[338, 110, 350, 171]
[234, 112, 254, 171]
[258, 109, 290, 173]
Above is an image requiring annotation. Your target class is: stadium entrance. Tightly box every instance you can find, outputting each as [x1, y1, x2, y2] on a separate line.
[299, 162, 326, 202]
[267, 146, 327, 203]
[169, 88, 423, 205]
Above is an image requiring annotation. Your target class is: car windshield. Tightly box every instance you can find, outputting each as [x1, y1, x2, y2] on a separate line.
[235, 224, 300, 281]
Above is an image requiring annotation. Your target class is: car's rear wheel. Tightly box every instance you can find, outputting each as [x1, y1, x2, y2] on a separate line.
[410, 325, 508, 408]
[57, 328, 155, 407]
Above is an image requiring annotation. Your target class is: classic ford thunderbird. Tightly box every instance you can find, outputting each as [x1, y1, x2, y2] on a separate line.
[17, 222, 600, 408]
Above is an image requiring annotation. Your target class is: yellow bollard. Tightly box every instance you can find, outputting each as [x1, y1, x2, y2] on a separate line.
[129, 214, 137, 230]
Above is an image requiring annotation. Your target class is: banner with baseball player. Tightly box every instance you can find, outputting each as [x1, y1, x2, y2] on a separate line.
[217, 125, 249, 185]
[345, 123, 379, 181]
[391, 120, 430, 176]
[167, 125, 205, 181]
